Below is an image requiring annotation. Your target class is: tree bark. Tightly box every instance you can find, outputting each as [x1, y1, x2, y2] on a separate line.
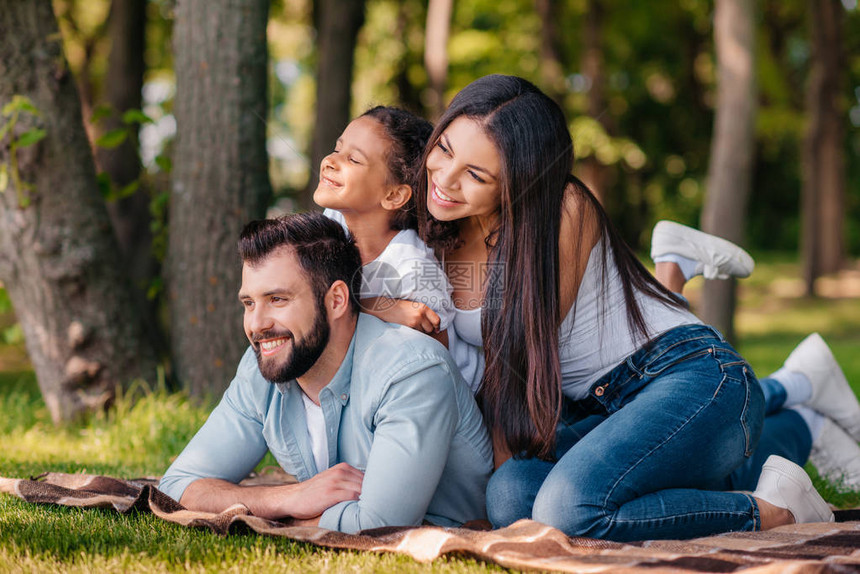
[169, 0, 272, 397]
[394, 0, 425, 115]
[425, 0, 453, 119]
[0, 0, 159, 423]
[802, 0, 845, 295]
[534, 0, 566, 108]
[579, 0, 611, 203]
[304, 0, 366, 205]
[97, 0, 155, 289]
[700, 0, 757, 342]
[96, 0, 164, 354]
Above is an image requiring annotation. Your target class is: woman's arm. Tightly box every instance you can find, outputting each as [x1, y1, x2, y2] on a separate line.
[558, 188, 601, 318]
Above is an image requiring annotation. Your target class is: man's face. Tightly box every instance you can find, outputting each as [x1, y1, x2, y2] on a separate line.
[239, 248, 330, 383]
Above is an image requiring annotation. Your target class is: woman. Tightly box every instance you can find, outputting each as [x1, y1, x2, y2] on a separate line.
[413, 74, 847, 541]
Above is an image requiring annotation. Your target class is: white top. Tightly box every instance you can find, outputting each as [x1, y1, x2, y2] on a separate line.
[558, 239, 700, 398]
[452, 239, 700, 399]
[300, 392, 329, 473]
[452, 307, 482, 347]
[324, 208, 484, 392]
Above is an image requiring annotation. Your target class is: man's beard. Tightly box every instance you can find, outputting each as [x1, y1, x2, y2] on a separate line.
[253, 303, 330, 384]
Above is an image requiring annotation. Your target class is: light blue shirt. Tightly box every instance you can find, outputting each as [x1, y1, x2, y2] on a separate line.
[159, 314, 492, 533]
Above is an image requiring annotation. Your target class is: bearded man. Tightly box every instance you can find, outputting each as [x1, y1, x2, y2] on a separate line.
[159, 212, 491, 533]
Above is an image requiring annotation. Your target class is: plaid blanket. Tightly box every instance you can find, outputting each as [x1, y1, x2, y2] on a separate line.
[3, 472, 860, 573]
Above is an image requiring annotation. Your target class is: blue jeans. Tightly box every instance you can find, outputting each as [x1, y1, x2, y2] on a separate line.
[487, 324, 779, 541]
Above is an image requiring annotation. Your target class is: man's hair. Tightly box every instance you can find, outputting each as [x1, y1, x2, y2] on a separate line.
[238, 212, 362, 314]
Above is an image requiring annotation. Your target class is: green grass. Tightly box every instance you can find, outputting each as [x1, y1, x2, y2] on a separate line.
[0, 254, 859, 571]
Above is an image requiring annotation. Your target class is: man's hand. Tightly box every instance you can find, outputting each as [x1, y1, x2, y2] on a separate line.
[180, 462, 364, 521]
[280, 462, 364, 519]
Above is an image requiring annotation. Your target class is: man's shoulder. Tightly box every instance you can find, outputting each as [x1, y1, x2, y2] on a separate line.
[352, 314, 455, 379]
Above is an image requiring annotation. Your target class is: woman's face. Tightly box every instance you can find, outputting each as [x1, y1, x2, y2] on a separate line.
[425, 116, 502, 222]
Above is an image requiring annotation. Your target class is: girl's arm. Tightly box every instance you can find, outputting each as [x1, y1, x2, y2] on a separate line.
[361, 297, 449, 347]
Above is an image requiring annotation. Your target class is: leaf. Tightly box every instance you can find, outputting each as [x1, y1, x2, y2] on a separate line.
[0, 164, 7, 192]
[95, 128, 128, 149]
[121, 109, 154, 125]
[96, 172, 113, 198]
[2, 323, 24, 345]
[115, 180, 140, 199]
[0, 121, 11, 142]
[2, 95, 38, 117]
[154, 154, 172, 173]
[146, 277, 163, 301]
[90, 104, 114, 124]
[15, 129, 47, 148]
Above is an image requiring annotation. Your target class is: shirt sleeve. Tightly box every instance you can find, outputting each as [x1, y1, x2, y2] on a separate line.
[318, 359, 459, 533]
[158, 350, 270, 503]
[386, 250, 455, 332]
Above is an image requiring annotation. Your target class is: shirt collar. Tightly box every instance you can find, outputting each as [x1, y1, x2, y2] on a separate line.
[275, 323, 358, 406]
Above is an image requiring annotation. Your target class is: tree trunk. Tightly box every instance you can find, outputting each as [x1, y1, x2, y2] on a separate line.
[802, 0, 845, 295]
[700, 0, 757, 342]
[0, 0, 159, 423]
[579, 0, 611, 203]
[96, 0, 165, 353]
[425, 0, 453, 119]
[97, 0, 154, 289]
[394, 0, 425, 115]
[304, 0, 366, 205]
[169, 0, 273, 397]
[534, 0, 566, 107]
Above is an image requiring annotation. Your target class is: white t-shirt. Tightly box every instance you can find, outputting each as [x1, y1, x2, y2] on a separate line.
[300, 392, 329, 473]
[557, 239, 700, 398]
[324, 208, 484, 392]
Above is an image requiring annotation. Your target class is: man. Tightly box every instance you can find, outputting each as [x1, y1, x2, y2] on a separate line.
[159, 213, 492, 533]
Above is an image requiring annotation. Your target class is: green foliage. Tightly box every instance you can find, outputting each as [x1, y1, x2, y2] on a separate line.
[95, 128, 128, 149]
[89, 106, 155, 201]
[0, 95, 46, 207]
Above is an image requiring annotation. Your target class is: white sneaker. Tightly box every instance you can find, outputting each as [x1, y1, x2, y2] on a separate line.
[809, 417, 860, 491]
[650, 220, 755, 280]
[784, 333, 860, 441]
[752, 455, 834, 524]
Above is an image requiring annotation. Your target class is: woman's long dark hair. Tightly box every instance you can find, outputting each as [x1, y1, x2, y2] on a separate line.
[415, 75, 684, 460]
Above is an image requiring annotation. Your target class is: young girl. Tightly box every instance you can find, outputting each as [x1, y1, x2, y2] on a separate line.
[313, 106, 484, 391]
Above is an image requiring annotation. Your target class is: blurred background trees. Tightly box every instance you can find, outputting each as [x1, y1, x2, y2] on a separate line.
[1, 0, 859, 418]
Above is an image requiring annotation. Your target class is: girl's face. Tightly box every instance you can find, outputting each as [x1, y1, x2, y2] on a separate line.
[425, 116, 502, 222]
[314, 117, 395, 213]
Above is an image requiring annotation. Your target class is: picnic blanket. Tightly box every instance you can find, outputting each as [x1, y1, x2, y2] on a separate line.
[3, 472, 860, 573]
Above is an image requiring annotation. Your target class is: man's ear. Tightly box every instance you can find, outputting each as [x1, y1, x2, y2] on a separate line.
[326, 280, 353, 319]
[381, 184, 412, 211]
